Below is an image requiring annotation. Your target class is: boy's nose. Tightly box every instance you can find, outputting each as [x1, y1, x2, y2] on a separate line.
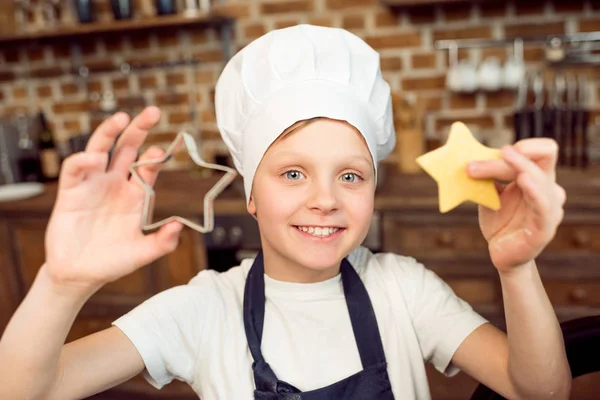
[306, 181, 339, 214]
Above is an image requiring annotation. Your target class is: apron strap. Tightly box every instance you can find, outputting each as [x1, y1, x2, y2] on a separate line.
[340, 258, 387, 368]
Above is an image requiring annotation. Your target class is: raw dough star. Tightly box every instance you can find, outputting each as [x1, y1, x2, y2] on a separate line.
[416, 122, 502, 213]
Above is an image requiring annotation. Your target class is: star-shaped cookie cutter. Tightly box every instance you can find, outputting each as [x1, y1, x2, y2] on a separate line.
[129, 130, 238, 233]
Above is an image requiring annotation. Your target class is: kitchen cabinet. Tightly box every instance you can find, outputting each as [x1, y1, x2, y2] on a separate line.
[0, 167, 599, 399]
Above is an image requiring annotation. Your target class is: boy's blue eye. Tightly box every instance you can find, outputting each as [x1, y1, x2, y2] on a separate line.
[341, 173, 359, 183]
[284, 170, 304, 180]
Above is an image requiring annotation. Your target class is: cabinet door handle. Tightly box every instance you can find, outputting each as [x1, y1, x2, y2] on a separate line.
[570, 287, 588, 302]
[572, 230, 591, 248]
[437, 231, 454, 247]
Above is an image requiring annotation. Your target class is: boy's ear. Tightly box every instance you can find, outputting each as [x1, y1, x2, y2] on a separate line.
[247, 196, 257, 216]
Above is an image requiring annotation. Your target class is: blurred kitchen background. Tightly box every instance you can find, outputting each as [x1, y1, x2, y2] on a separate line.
[1, 0, 600, 399]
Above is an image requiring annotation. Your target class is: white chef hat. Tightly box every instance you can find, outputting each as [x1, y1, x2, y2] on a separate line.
[215, 24, 395, 204]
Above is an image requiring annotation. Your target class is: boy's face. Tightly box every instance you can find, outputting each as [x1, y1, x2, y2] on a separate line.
[248, 118, 375, 281]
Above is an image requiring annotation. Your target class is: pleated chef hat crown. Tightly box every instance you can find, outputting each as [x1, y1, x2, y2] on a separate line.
[215, 24, 396, 203]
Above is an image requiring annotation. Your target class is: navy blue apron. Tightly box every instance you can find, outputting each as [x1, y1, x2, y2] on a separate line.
[243, 251, 395, 399]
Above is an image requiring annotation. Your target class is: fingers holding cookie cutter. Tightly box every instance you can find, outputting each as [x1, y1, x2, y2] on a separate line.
[129, 130, 238, 233]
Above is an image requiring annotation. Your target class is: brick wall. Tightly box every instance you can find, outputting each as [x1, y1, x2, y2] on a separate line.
[1, 0, 600, 167]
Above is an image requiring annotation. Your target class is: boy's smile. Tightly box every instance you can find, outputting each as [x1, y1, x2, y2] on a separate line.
[248, 118, 376, 283]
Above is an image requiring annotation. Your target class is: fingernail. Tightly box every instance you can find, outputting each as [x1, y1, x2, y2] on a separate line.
[467, 161, 479, 174]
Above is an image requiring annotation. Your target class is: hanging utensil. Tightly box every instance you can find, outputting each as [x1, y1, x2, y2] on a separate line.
[566, 75, 577, 168]
[553, 72, 567, 166]
[575, 75, 590, 169]
[532, 70, 545, 139]
[513, 70, 530, 143]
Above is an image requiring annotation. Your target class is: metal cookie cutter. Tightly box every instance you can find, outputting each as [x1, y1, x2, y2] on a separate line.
[129, 130, 238, 233]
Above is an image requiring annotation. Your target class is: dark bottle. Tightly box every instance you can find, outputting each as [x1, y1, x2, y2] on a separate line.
[38, 112, 60, 182]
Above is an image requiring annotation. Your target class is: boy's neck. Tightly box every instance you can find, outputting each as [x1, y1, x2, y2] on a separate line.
[261, 250, 341, 284]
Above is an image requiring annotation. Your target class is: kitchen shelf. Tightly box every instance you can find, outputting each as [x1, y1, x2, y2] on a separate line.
[0, 12, 234, 46]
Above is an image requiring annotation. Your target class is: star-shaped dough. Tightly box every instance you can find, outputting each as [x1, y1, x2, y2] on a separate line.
[416, 122, 502, 213]
[129, 131, 238, 233]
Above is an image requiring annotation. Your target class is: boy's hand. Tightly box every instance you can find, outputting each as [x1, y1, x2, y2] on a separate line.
[466, 138, 566, 273]
[44, 106, 184, 294]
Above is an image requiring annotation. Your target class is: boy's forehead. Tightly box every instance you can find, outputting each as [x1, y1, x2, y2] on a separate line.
[267, 118, 373, 159]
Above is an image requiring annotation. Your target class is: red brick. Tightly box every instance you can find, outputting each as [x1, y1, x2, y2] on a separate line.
[380, 56, 402, 71]
[61, 83, 79, 96]
[306, 16, 334, 27]
[104, 38, 125, 52]
[411, 53, 436, 69]
[244, 23, 267, 40]
[343, 14, 366, 30]
[523, 46, 545, 62]
[168, 112, 191, 125]
[479, 2, 507, 18]
[53, 101, 93, 114]
[486, 91, 516, 108]
[365, 32, 421, 49]
[49, 43, 70, 59]
[374, 10, 397, 27]
[553, 0, 586, 13]
[111, 78, 130, 91]
[191, 31, 208, 45]
[275, 18, 301, 29]
[405, 6, 436, 24]
[166, 72, 186, 86]
[0, 70, 15, 82]
[514, 0, 545, 15]
[139, 75, 158, 88]
[436, 115, 494, 130]
[127, 33, 152, 50]
[213, 2, 252, 17]
[449, 94, 476, 109]
[2, 48, 20, 63]
[422, 95, 443, 112]
[505, 21, 565, 38]
[156, 93, 189, 106]
[30, 66, 64, 78]
[202, 109, 217, 123]
[325, 0, 376, 9]
[145, 131, 178, 145]
[442, 3, 472, 21]
[157, 31, 179, 47]
[36, 85, 53, 98]
[86, 80, 103, 94]
[433, 26, 492, 42]
[261, 0, 313, 14]
[194, 48, 225, 63]
[402, 75, 446, 91]
[64, 119, 82, 132]
[195, 70, 215, 84]
[200, 129, 222, 141]
[579, 18, 600, 33]
[13, 86, 27, 100]
[26, 47, 45, 62]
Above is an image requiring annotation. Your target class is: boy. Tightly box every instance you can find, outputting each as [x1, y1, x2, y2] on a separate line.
[0, 25, 570, 399]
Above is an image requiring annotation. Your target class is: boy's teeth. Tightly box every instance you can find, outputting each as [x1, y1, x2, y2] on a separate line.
[296, 226, 340, 237]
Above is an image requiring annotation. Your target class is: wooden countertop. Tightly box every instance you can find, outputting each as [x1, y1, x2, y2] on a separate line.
[0, 164, 599, 217]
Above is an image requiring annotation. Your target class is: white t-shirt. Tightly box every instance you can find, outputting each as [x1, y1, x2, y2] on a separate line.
[112, 247, 487, 399]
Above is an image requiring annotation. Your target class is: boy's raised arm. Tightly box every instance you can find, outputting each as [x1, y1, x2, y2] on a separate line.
[0, 106, 184, 399]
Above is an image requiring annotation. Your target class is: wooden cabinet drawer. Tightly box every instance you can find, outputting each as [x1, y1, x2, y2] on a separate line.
[545, 281, 600, 307]
[547, 225, 600, 251]
[445, 279, 501, 306]
[382, 213, 488, 257]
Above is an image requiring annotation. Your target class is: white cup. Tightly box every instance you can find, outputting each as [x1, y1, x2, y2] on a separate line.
[503, 56, 525, 90]
[477, 57, 503, 92]
[458, 60, 478, 93]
